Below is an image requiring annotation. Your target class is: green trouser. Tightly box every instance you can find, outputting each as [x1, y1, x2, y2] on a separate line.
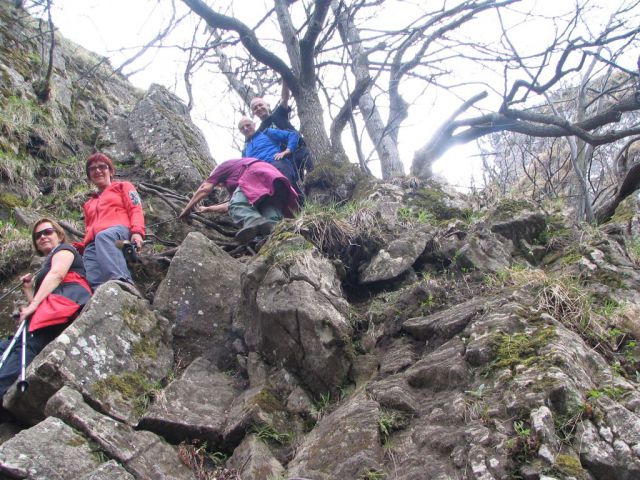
[228, 188, 283, 226]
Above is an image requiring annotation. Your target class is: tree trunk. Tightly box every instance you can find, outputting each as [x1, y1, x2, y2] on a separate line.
[331, 0, 404, 178]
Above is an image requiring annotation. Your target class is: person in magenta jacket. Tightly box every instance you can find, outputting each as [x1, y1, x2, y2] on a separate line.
[80, 152, 145, 289]
[179, 158, 298, 243]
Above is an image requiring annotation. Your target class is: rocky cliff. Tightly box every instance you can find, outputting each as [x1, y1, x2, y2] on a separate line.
[2, 3, 640, 480]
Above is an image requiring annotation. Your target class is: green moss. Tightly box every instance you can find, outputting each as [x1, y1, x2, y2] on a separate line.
[259, 232, 314, 266]
[559, 249, 583, 266]
[609, 197, 635, 224]
[489, 326, 556, 373]
[490, 199, 534, 221]
[304, 161, 365, 202]
[406, 185, 472, 222]
[91, 371, 159, 416]
[132, 338, 158, 360]
[253, 389, 285, 413]
[0, 192, 26, 208]
[64, 432, 86, 447]
[120, 303, 151, 335]
[550, 454, 587, 480]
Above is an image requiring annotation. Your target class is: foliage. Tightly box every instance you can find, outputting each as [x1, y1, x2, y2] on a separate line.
[310, 392, 332, 422]
[251, 423, 293, 446]
[91, 372, 161, 416]
[178, 440, 239, 480]
[489, 326, 556, 373]
[0, 220, 33, 280]
[378, 409, 411, 446]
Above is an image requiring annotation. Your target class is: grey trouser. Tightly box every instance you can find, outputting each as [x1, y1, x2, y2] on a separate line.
[83, 225, 133, 289]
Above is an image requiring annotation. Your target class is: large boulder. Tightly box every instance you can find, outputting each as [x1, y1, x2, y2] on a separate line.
[45, 386, 194, 480]
[3, 282, 173, 426]
[0, 416, 102, 479]
[140, 356, 242, 447]
[288, 394, 384, 479]
[153, 231, 245, 369]
[239, 234, 353, 396]
[359, 227, 435, 284]
[128, 84, 214, 190]
[227, 434, 285, 480]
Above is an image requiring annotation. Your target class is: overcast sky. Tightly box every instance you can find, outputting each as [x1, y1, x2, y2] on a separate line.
[45, 0, 636, 189]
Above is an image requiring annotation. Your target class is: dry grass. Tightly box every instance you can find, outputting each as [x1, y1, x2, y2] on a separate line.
[0, 222, 32, 281]
[290, 201, 381, 256]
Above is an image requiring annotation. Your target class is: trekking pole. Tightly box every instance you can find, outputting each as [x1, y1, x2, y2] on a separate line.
[0, 282, 26, 305]
[0, 266, 44, 305]
[16, 321, 28, 393]
[0, 320, 26, 371]
[147, 217, 178, 229]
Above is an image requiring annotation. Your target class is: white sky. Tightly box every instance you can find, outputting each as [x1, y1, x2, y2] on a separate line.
[45, 0, 637, 190]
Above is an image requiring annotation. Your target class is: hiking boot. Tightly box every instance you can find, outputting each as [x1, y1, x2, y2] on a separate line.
[235, 218, 272, 243]
[258, 220, 276, 236]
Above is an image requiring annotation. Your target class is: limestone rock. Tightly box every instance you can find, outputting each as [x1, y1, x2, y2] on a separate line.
[140, 356, 241, 446]
[240, 235, 353, 396]
[226, 434, 285, 480]
[45, 386, 193, 480]
[0, 416, 101, 479]
[359, 228, 434, 283]
[406, 337, 472, 391]
[153, 231, 245, 369]
[3, 282, 173, 426]
[403, 296, 487, 342]
[80, 461, 135, 480]
[288, 394, 383, 479]
[128, 84, 214, 190]
[223, 386, 293, 447]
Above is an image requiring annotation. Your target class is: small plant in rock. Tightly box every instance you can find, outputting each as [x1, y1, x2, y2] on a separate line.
[507, 419, 539, 465]
[360, 469, 386, 480]
[310, 392, 332, 421]
[377, 409, 411, 446]
[251, 424, 293, 446]
[178, 440, 237, 480]
[587, 386, 626, 401]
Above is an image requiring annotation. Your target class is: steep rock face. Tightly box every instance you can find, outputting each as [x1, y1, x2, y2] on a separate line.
[239, 234, 353, 397]
[3, 282, 173, 426]
[126, 84, 213, 190]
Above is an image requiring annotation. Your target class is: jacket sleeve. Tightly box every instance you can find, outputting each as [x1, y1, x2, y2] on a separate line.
[267, 128, 299, 153]
[121, 182, 145, 237]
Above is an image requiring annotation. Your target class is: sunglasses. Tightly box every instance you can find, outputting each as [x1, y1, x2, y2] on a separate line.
[34, 227, 56, 240]
[88, 164, 110, 173]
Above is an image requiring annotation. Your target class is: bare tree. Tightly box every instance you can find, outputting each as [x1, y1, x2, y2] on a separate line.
[413, 1, 640, 171]
[181, 0, 354, 167]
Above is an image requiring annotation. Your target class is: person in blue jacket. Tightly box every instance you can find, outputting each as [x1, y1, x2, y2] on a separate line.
[238, 116, 301, 199]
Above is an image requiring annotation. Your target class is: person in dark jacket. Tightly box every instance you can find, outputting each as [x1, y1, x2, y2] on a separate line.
[250, 83, 313, 181]
[0, 218, 91, 400]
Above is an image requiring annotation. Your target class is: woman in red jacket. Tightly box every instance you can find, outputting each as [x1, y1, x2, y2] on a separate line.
[81, 152, 145, 289]
[0, 218, 91, 400]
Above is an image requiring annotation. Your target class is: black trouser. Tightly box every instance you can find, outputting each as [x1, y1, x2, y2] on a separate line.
[272, 158, 304, 207]
[0, 323, 66, 399]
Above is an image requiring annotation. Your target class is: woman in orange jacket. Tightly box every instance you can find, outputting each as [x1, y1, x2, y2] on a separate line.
[80, 152, 145, 289]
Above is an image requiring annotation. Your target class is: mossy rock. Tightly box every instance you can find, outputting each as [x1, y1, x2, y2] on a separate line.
[609, 195, 637, 224]
[404, 183, 472, 222]
[305, 161, 367, 204]
[0, 192, 27, 209]
[488, 198, 535, 222]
